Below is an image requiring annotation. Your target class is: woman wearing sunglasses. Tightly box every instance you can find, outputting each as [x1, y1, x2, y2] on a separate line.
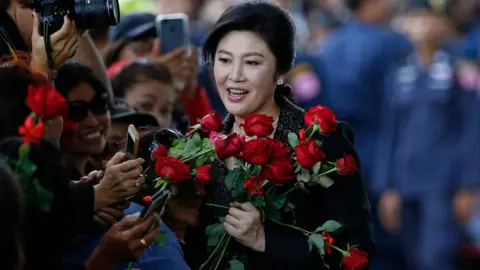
[55, 62, 191, 270]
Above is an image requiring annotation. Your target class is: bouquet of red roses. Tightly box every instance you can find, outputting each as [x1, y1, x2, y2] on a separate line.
[202, 106, 367, 270]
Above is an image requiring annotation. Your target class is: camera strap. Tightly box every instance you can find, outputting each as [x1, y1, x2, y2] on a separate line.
[42, 20, 56, 85]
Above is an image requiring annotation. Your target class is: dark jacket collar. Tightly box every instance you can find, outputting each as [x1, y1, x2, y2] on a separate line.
[221, 95, 305, 147]
[0, 10, 29, 58]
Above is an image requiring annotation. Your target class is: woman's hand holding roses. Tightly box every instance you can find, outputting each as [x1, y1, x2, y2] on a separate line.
[224, 202, 266, 252]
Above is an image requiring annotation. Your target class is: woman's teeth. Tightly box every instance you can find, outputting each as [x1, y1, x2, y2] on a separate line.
[84, 131, 101, 139]
[228, 89, 248, 96]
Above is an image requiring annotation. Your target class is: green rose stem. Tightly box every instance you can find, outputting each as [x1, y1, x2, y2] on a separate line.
[206, 203, 229, 210]
[181, 149, 215, 163]
[268, 217, 311, 235]
[317, 167, 339, 177]
[199, 232, 228, 270]
[325, 242, 349, 257]
[282, 184, 299, 196]
[127, 262, 134, 270]
[213, 235, 231, 270]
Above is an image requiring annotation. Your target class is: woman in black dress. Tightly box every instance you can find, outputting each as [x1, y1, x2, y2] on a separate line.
[192, 1, 374, 269]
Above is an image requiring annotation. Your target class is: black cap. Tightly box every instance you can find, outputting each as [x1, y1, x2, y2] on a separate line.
[111, 98, 161, 128]
[108, 12, 156, 41]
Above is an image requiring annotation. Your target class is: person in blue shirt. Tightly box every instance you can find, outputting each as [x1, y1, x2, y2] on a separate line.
[374, 5, 480, 270]
[319, 1, 413, 269]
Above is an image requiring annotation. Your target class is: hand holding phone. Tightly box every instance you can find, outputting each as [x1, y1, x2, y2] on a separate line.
[125, 124, 140, 160]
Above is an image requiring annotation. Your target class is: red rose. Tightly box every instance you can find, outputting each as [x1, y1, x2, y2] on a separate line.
[299, 129, 307, 143]
[200, 112, 223, 132]
[269, 139, 291, 162]
[240, 114, 274, 137]
[342, 248, 369, 270]
[295, 139, 326, 169]
[260, 160, 295, 185]
[304, 106, 337, 134]
[214, 133, 245, 159]
[336, 154, 357, 175]
[155, 156, 191, 184]
[27, 84, 68, 118]
[196, 164, 212, 184]
[239, 138, 272, 165]
[321, 232, 335, 254]
[152, 145, 168, 159]
[244, 176, 265, 197]
[18, 116, 44, 145]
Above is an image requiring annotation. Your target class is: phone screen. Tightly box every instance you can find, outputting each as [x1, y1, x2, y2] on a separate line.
[125, 133, 136, 159]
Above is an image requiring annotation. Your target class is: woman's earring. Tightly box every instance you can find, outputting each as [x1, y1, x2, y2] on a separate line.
[277, 77, 284, 85]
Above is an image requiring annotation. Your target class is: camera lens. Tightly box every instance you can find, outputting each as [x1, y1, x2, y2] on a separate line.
[74, 0, 120, 30]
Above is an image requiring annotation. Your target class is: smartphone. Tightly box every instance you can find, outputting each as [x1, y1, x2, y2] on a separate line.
[141, 189, 171, 217]
[155, 13, 189, 55]
[125, 124, 140, 160]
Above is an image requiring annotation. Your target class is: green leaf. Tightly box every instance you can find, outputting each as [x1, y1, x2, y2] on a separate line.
[30, 178, 54, 212]
[206, 223, 225, 247]
[228, 259, 245, 270]
[315, 140, 323, 147]
[247, 164, 262, 176]
[195, 153, 210, 167]
[294, 163, 302, 173]
[288, 132, 299, 148]
[266, 205, 281, 222]
[309, 234, 325, 256]
[202, 138, 213, 149]
[154, 230, 168, 247]
[253, 196, 266, 208]
[168, 139, 186, 158]
[182, 132, 202, 158]
[234, 158, 245, 167]
[266, 193, 287, 210]
[313, 162, 322, 175]
[320, 220, 343, 233]
[154, 177, 165, 188]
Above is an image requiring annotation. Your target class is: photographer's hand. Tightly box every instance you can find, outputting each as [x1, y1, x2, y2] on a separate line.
[31, 13, 80, 73]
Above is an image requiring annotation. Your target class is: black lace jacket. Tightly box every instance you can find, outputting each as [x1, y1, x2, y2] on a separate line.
[186, 96, 374, 270]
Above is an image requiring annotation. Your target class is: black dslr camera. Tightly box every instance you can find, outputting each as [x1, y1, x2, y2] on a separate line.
[28, 0, 120, 36]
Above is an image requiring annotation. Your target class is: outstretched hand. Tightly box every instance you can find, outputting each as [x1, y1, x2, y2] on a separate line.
[224, 202, 265, 252]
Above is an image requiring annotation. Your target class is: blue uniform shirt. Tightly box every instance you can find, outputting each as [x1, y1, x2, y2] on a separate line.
[373, 49, 480, 197]
[320, 21, 413, 184]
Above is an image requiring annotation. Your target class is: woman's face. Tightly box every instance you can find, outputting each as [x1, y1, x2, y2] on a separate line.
[124, 79, 176, 128]
[213, 31, 278, 117]
[67, 83, 111, 156]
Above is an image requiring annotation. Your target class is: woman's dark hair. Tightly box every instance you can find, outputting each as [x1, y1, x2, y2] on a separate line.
[0, 163, 25, 270]
[0, 61, 49, 140]
[202, 0, 296, 75]
[55, 61, 108, 98]
[111, 59, 173, 98]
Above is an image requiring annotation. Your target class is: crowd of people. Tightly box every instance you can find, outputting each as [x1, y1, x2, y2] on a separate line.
[0, 0, 479, 269]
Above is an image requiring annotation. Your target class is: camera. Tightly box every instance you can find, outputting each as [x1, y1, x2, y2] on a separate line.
[29, 0, 120, 36]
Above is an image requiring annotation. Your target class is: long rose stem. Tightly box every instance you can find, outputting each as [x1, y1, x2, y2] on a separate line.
[206, 203, 229, 210]
[283, 184, 298, 196]
[182, 149, 214, 163]
[199, 232, 228, 270]
[213, 235, 231, 270]
[326, 242, 349, 256]
[268, 217, 311, 235]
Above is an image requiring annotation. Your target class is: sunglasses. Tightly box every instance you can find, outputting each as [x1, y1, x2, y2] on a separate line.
[68, 94, 109, 122]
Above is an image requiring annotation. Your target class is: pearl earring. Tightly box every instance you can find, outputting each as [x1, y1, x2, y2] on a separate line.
[277, 78, 284, 85]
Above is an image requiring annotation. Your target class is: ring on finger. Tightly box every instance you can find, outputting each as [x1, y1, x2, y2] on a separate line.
[140, 238, 147, 247]
[136, 179, 140, 188]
